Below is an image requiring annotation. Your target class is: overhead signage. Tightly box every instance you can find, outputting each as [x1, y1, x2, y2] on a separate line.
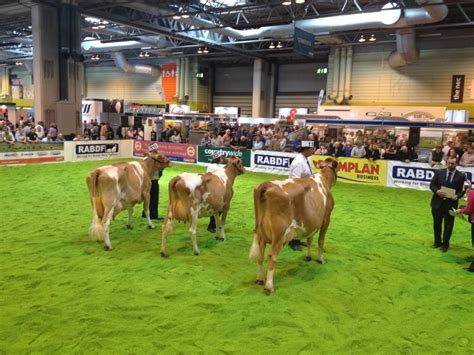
[451, 75, 465, 103]
[293, 27, 314, 59]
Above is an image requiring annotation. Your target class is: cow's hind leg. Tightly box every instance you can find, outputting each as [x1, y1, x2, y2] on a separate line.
[142, 193, 155, 229]
[214, 212, 225, 241]
[305, 235, 314, 261]
[264, 240, 283, 294]
[317, 218, 330, 264]
[102, 207, 115, 250]
[189, 212, 200, 255]
[126, 207, 134, 229]
[256, 237, 266, 285]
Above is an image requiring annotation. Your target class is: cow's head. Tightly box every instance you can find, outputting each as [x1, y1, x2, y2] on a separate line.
[226, 157, 245, 175]
[146, 150, 172, 169]
[211, 155, 228, 165]
[318, 158, 338, 186]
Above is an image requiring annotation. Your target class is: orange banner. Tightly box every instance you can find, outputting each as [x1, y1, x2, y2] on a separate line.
[161, 63, 177, 102]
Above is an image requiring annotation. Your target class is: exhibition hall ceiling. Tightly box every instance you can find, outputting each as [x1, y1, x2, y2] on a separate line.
[0, 0, 473, 66]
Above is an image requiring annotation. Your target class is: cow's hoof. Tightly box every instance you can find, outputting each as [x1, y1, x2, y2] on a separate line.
[264, 287, 273, 295]
[126, 224, 133, 230]
[148, 225, 155, 230]
[193, 251, 200, 256]
[317, 258, 326, 264]
[104, 245, 112, 251]
[215, 236, 225, 241]
[255, 280, 264, 285]
[305, 255, 312, 262]
[160, 251, 167, 258]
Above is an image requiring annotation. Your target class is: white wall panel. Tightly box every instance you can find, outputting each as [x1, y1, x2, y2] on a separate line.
[274, 95, 317, 117]
[215, 66, 253, 93]
[278, 63, 327, 92]
[327, 48, 474, 106]
[213, 95, 252, 116]
[85, 67, 163, 101]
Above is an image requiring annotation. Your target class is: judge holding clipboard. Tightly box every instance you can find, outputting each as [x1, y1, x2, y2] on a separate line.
[429, 156, 466, 252]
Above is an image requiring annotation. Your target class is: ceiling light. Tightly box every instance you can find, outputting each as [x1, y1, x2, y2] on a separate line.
[173, 15, 181, 20]
[15, 61, 23, 66]
[28, 26, 32, 29]
[369, 34, 376, 42]
[98, 25, 106, 29]
[139, 52, 144, 57]
[144, 52, 150, 57]
[269, 42, 275, 49]
[358, 35, 366, 43]
[102, 21, 109, 25]
[282, 1, 291, 5]
[197, 47, 203, 53]
[91, 26, 99, 30]
[276, 41, 282, 48]
[203, 47, 209, 53]
[295, 0, 305, 3]
[181, 13, 190, 19]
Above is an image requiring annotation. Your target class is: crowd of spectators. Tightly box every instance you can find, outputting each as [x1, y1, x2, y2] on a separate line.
[0, 117, 65, 145]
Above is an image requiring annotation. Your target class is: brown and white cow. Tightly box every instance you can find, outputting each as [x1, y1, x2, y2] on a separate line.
[161, 157, 245, 256]
[86, 150, 172, 250]
[250, 157, 338, 293]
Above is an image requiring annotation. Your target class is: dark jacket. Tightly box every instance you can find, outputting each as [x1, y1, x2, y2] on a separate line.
[430, 168, 466, 209]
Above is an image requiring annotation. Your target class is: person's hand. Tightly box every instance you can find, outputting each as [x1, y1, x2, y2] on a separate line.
[451, 195, 458, 201]
[457, 209, 462, 213]
[436, 190, 447, 198]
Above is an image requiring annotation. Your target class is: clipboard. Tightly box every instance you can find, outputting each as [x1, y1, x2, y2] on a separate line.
[440, 186, 456, 199]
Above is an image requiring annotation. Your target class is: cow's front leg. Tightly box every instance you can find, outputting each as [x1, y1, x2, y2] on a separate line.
[189, 209, 200, 255]
[142, 194, 154, 229]
[305, 235, 313, 261]
[126, 207, 134, 229]
[256, 236, 266, 285]
[264, 240, 283, 294]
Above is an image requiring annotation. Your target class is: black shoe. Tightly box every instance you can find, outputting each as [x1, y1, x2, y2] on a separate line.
[467, 262, 474, 272]
[207, 226, 216, 233]
[156, 216, 163, 221]
[432, 243, 441, 248]
[288, 240, 302, 251]
[440, 245, 449, 253]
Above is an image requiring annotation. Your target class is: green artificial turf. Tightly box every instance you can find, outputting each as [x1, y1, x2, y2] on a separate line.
[1, 160, 473, 353]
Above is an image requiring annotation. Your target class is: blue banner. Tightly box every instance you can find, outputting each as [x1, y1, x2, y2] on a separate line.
[294, 27, 314, 59]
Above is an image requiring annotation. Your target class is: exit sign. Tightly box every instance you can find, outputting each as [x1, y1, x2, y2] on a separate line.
[316, 67, 327, 74]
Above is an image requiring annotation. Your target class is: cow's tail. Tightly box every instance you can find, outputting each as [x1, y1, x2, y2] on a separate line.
[86, 170, 105, 242]
[249, 183, 268, 260]
[163, 177, 179, 234]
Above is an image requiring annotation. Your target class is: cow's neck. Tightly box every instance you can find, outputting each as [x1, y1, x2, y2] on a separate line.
[224, 167, 238, 186]
[320, 170, 336, 190]
[141, 158, 159, 178]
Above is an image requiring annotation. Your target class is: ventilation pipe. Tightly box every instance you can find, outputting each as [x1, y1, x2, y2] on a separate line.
[179, 57, 185, 101]
[344, 46, 353, 101]
[184, 57, 190, 100]
[82, 36, 169, 53]
[175, 58, 181, 100]
[335, 47, 346, 105]
[328, 48, 340, 101]
[388, 28, 418, 68]
[111, 52, 161, 76]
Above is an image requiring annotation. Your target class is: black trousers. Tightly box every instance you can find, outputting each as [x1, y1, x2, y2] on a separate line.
[432, 204, 455, 247]
[142, 179, 159, 219]
[208, 213, 223, 229]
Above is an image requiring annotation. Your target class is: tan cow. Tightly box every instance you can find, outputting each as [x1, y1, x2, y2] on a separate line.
[86, 150, 172, 250]
[250, 157, 338, 293]
[161, 157, 245, 256]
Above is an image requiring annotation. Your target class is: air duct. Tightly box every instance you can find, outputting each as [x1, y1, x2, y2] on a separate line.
[179, 57, 185, 101]
[388, 28, 418, 68]
[336, 47, 346, 105]
[184, 57, 190, 99]
[111, 52, 161, 76]
[344, 46, 353, 101]
[82, 36, 169, 53]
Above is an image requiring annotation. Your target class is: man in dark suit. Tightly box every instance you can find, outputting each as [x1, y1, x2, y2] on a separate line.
[430, 156, 466, 252]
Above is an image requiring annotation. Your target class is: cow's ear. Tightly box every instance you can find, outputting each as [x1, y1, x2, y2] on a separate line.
[318, 161, 326, 169]
[332, 160, 338, 169]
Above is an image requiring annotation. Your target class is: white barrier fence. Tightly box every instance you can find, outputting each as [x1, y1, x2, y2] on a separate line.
[3, 140, 474, 192]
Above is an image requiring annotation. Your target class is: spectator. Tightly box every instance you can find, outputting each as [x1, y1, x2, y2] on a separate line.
[14, 127, 26, 143]
[238, 135, 251, 150]
[276, 132, 287, 151]
[106, 123, 114, 140]
[315, 145, 328, 155]
[446, 147, 459, 163]
[49, 124, 58, 140]
[42, 133, 55, 143]
[252, 135, 264, 150]
[442, 141, 455, 162]
[72, 134, 82, 141]
[222, 129, 232, 147]
[26, 128, 39, 143]
[384, 138, 398, 160]
[200, 132, 212, 146]
[169, 130, 181, 143]
[351, 141, 366, 158]
[100, 123, 108, 140]
[210, 131, 223, 147]
[230, 135, 240, 150]
[429, 145, 444, 167]
[366, 143, 381, 161]
[91, 123, 99, 140]
[35, 121, 45, 140]
[459, 144, 474, 167]
[56, 133, 65, 142]
[343, 141, 353, 157]
[126, 127, 135, 139]
[135, 127, 144, 141]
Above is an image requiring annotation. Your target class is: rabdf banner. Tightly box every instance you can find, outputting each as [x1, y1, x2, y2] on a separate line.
[309, 156, 387, 186]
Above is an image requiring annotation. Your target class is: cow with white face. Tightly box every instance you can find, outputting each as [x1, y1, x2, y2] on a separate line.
[250, 157, 338, 293]
[161, 157, 245, 256]
[86, 150, 172, 250]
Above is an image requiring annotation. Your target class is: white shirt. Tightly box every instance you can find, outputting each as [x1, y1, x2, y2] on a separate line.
[289, 153, 312, 178]
[207, 163, 225, 173]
